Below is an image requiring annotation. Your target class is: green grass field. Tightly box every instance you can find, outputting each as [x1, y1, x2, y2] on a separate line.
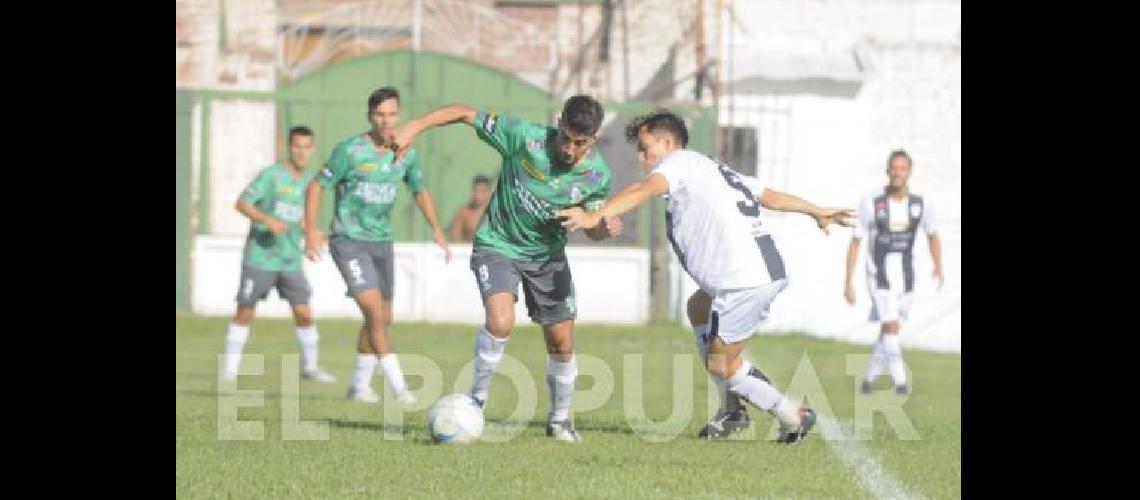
[176, 315, 960, 499]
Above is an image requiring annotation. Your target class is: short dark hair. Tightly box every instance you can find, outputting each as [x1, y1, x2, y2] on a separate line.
[288, 125, 314, 144]
[561, 95, 605, 135]
[888, 149, 913, 167]
[473, 174, 492, 186]
[368, 87, 400, 111]
[625, 109, 688, 147]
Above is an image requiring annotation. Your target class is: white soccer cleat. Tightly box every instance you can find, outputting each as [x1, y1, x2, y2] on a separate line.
[346, 385, 381, 403]
[546, 419, 582, 443]
[302, 368, 337, 383]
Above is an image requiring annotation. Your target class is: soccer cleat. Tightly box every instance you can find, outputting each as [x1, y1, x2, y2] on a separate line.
[546, 419, 582, 443]
[861, 381, 873, 394]
[895, 384, 909, 395]
[698, 406, 751, 439]
[301, 368, 337, 383]
[346, 385, 381, 403]
[776, 408, 817, 445]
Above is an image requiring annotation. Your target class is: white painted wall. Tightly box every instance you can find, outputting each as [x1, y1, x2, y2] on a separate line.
[192, 237, 650, 324]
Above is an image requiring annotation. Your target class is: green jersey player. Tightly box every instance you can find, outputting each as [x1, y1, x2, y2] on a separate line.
[304, 87, 451, 405]
[222, 125, 336, 384]
[392, 95, 622, 442]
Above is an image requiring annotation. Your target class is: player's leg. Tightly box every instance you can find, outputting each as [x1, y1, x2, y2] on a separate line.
[523, 257, 581, 443]
[884, 290, 913, 394]
[329, 238, 384, 402]
[705, 280, 815, 445]
[864, 283, 906, 394]
[690, 289, 754, 439]
[279, 271, 335, 383]
[357, 241, 414, 403]
[468, 248, 521, 407]
[224, 267, 273, 380]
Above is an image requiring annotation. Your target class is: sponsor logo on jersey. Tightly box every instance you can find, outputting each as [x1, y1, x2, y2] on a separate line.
[570, 186, 583, 204]
[276, 186, 294, 195]
[357, 163, 379, 174]
[526, 140, 544, 151]
[521, 158, 546, 180]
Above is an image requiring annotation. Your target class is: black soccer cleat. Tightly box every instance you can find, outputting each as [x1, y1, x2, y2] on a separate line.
[698, 406, 751, 439]
[777, 408, 817, 446]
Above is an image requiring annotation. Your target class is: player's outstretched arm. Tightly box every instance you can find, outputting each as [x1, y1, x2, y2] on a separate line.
[391, 104, 478, 157]
[236, 199, 287, 235]
[557, 173, 669, 232]
[584, 216, 623, 241]
[413, 189, 451, 263]
[758, 188, 855, 235]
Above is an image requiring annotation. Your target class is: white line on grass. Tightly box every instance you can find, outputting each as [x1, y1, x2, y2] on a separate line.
[822, 417, 925, 500]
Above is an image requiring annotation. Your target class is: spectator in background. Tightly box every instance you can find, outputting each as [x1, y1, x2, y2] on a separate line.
[447, 174, 493, 242]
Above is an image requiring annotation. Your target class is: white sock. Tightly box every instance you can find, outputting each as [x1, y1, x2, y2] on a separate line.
[547, 355, 578, 422]
[694, 323, 741, 415]
[726, 361, 799, 428]
[224, 323, 250, 376]
[864, 336, 888, 384]
[470, 327, 508, 404]
[882, 334, 907, 386]
[378, 353, 409, 396]
[352, 354, 379, 391]
[295, 325, 319, 374]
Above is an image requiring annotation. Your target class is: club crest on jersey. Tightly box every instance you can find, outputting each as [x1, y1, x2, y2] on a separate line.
[910, 203, 922, 218]
[875, 200, 888, 217]
[521, 158, 546, 180]
[484, 112, 498, 135]
[570, 186, 583, 204]
[582, 168, 602, 182]
[320, 167, 334, 180]
[526, 140, 544, 151]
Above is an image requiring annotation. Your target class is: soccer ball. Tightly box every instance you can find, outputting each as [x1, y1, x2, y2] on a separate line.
[428, 394, 485, 444]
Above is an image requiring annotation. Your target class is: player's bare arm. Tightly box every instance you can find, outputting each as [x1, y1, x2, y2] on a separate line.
[303, 180, 328, 261]
[236, 198, 287, 235]
[844, 236, 861, 305]
[413, 189, 452, 263]
[757, 189, 855, 235]
[557, 173, 669, 232]
[391, 104, 478, 156]
[929, 232, 944, 289]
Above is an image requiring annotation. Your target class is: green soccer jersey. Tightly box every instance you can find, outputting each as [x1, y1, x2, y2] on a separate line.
[317, 134, 425, 242]
[240, 162, 313, 272]
[471, 109, 612, 261]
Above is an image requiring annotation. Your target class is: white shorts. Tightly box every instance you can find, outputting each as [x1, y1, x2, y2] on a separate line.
[709, 279, 789, 344]
[867, 277, 913, 324]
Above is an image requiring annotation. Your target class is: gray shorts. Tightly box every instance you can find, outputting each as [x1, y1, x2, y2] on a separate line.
[470, 247, 576, 326]
[235, 266, 311, 307]
[329, 237, 394, 300]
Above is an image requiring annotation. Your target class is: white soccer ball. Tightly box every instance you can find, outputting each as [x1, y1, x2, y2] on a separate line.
[428, 394, 484, 444]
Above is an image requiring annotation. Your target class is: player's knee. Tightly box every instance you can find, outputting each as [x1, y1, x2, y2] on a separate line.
[486, 314, 514, 338]
[293, 309, 313, 326]
[233, 307, 255, 325]
[883, 321, 900, 334]
[705, 356, 732, 379]
[686, 290, 712, 327]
